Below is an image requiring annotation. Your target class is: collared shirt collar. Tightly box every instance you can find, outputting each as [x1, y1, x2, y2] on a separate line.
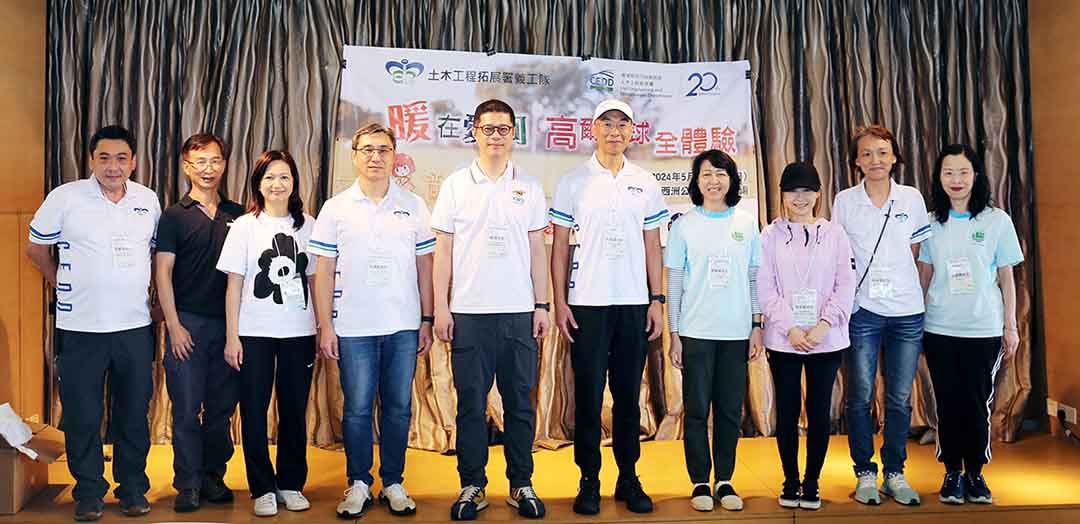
[587, 153, 631, 178]
[89, 174, 130, 202]
[468, 159, 514, 184]
[349, 178, 402, 208]
[856, 177, 897, 208]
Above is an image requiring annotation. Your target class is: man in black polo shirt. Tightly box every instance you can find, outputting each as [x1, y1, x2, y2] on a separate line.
[155, 133, 245, 513]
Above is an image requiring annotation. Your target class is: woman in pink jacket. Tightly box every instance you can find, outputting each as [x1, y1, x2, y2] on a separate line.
[757, 162, 857, 510]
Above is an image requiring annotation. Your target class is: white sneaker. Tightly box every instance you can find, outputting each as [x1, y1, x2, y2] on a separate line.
[690, 483, 713, 511]
[337, 480, 372, 519]
[379, 483, 417, 516]
[275, 489, 311, 511]
[253, 492, 278, 517]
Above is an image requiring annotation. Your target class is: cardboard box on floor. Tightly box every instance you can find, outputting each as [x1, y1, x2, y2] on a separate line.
[0, 422, 64, 514]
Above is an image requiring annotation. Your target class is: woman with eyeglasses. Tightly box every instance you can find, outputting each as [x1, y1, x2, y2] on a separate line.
[758, 162, 856, 510]
[917, 144, 1023, 505]
[666, 149, 763, 513]
[216, 151, 318, 517]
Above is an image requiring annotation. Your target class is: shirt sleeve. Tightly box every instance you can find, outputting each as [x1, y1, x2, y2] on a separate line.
[667, 267, 685, 333]
[28, 188, 66, 245]
[663, 219, 687, 270]
[993, 211, 1024, 267]
[549, 177, 575, 228]
[757, 226, 795, 336]
[917, 232, 933, 264]
[307, 203, 339, 258]
[910, 193, 932, 244]
[301, 217, 317, 276]
[216, 218, 248, 276]
[155, 210, 179, 254]
[821, 228, 857, 328]
[642, 180, 669, 230]
[149, 197, 162, 249]
[415, 198, 436, 255]
[430, 177, 456, 233]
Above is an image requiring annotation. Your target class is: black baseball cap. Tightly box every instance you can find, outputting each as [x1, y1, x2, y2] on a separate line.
[779, 162, 822, 192]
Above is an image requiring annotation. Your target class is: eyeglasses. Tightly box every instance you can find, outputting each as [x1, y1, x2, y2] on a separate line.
[477, 125, 514, 137]
[598, 121, 632, 133]
[184, 158, 225, 170]
[354, 146, 394, 157]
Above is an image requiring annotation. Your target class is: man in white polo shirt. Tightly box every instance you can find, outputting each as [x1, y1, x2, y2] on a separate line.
[26, 125, 161, 521]
[832, 125, 932, 507]
[550, 99, 669, 515]
[431, 99, 550, 521]
[308, 123, 435, 519]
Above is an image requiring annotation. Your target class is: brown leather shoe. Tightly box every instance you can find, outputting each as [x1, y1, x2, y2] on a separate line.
[120, 496, 151, 517]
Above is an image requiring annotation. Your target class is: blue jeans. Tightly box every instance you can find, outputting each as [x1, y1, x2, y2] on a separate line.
[845, 308, 924, 476]
[338, 330, 418, 486]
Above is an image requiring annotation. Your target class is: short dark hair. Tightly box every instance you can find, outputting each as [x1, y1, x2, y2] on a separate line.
[248, 150, 306, 230]
[848, 124, 903, 177]
[688, 149, 741, 207]
[473, 99, 516, 127]
[181, 133, 227, 159]
[351, 122, 396, 150]
[89, 125, 136, 154]
[930, 143, 992, 223]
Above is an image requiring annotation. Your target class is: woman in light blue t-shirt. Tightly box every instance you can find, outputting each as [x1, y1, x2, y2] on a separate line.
[917, 144, 1023, 507]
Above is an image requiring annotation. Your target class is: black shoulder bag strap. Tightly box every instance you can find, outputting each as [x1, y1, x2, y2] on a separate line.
[854, 199, 895, 295]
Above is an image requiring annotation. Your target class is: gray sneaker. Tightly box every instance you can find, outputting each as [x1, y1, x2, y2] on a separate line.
[881, 472, 921, 506]
[853, 472, 881, 505]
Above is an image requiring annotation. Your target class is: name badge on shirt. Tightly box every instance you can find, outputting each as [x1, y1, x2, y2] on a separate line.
[947, 257, 976, 295]
[111, 234, 135, 269]
[868, 265, 895, 299]
[603, 228, 627, 259]
[280, 276, 307, 311]
[366, 255, 394, 287]
[487, 226, 509, 257]
[792, 288, 818, 328]
[707, 255, 732, 288]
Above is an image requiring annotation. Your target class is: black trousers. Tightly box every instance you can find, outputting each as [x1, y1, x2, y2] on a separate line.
[57, 326, 154, 503]
[768, 348, 844, 482]
[164, 311, 238, 490]
[681, 337, 747, 484]
[237, 335, 316, 498]
[923, 332, 1003, 474]
[569, 305, 648, 479]
[451, 312, 538, 489]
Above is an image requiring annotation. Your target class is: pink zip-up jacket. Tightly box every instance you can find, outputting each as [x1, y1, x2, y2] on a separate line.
[757, 217, 857, 354]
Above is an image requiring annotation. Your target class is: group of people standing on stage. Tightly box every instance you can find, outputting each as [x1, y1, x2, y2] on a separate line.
[26, 97, 1022, 522]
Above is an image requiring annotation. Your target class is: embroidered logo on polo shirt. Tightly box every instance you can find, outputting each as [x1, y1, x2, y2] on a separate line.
[393, 209, 412, 219]
[731, 231, 745, 242]
[132, 207, 150, 215]
[971, 231, 986, 243]
[893, 212, 909, 223]
[626, 185, 644, 195]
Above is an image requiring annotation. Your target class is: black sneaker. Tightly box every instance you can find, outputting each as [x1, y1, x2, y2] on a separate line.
[573, 477, 601, 515]
[73, 498, 104, 522]
[799, 479, 821, 510]
[450, 485, 487, 521]
[778, 479, 800, 508]
[174, 488, 200, 513]
[201, 474, 234, 504]
[120, 495, 151, 516]
[614, 476, 653, 513]
[506, 486, 545, 518]
[964, 473, 993, 504]
[939, 470, 965, 505]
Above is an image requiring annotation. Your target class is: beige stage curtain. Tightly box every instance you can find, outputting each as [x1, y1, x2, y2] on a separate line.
[46, 0, 1036, 450]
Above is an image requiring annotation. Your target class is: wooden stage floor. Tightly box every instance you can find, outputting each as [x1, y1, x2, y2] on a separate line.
[3, 434, 1079, 523]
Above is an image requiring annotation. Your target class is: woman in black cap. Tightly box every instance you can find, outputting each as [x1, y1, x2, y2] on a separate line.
[757, 162, 857, 509]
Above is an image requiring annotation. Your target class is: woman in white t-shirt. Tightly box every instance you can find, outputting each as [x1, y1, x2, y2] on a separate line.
[917, 144, 1023, 506]
[217, 151, 317, 517]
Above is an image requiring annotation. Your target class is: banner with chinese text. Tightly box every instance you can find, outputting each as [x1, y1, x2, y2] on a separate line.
[333, 46, 758, 234]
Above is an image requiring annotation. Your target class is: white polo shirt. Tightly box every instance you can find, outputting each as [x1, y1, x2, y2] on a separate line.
[308, 181, 435, 337]
[430, 160, 547, 314]
[28, 177, 161, 333]
[550, 154, 669, 306]
[832, 178, 932, 317]
[216, 212, 317, 338]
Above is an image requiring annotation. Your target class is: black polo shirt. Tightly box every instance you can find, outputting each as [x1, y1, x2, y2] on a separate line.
[156, 194, 245, 317]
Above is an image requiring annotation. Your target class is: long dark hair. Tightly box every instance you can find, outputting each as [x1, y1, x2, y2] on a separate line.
[688, 149, 741, 207]
[248, 150, 306, 230]
[930, 144, 992, 224]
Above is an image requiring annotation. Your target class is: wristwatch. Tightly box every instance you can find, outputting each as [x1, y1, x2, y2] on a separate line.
[534, 303, 551, 311]
[649, 294, 666, 304]
[752, 320, 764, 329]
[420, 315, 435, 323]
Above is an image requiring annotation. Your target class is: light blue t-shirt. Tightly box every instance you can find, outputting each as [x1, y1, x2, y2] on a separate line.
[664, 206, 761, 340]
[918, 208, 1024, 338]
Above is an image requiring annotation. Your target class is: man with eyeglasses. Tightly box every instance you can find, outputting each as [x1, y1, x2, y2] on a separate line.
[431, 99, 550, 520]
[154, 133, 244, 513]
[26, 125, 161, 521]
[551, 99, 669, 515]
[308, 123, 435, 519]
